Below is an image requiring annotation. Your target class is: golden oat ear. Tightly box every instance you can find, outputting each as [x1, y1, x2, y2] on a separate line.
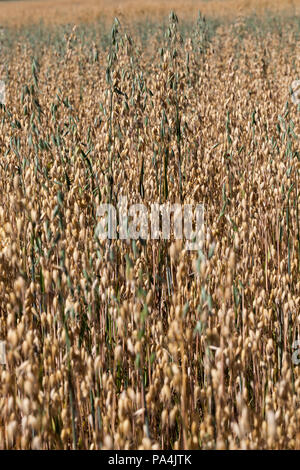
[0, 80, 5, 106]
[0, 341, 5, 365]
[291, 80, 300, 105]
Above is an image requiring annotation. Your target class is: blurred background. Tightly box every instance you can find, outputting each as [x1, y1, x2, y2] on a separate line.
[0, 0, 298, 28]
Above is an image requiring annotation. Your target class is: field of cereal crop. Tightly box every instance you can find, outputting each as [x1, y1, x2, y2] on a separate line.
[0, 0, 299, 451]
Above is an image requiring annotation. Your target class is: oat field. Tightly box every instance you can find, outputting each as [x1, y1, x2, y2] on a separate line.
[0, 5, 300, 450]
